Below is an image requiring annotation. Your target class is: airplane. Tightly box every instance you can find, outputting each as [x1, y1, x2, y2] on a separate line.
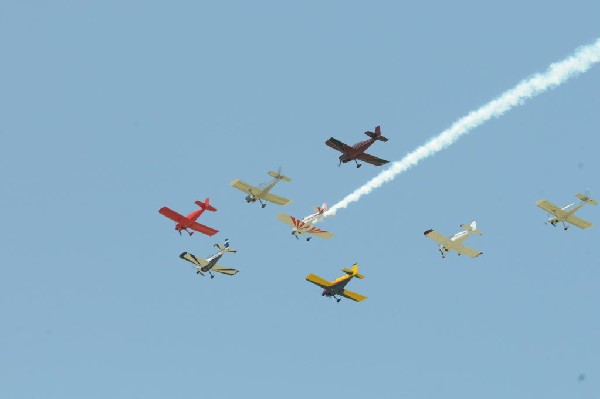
[179, 239, 238, 278]
[276, 203, 334, 241]
[424, 221, 483, 258]
[325, 125, 389, 168]
[159, 198, 218, 236]
[536, 192, 597, 230]
[306, 263, 367, 302]
[230, 169, 292, 208]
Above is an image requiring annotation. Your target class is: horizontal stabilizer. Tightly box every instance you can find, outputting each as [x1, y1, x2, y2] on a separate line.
[364, 126, 389, 141]
[341, 268, 364, 279]
[268, 170, 291, 182]
[576, 193, 598, 205]
[341, 263, 364, 279]
[215, 244, 236, 253]
[195, 198, 217, 212]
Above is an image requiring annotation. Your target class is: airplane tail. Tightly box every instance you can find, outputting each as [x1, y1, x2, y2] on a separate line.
[215, 238, 236, 253]
[460, 221, 482, 235]
[342, 263, 364, 279]
[313, 203, 328, 214]
[195, 198, 217, 212]
[267, 170, 292, 182]
[365, 125, 389, 142]
[576, 193, 598, 205]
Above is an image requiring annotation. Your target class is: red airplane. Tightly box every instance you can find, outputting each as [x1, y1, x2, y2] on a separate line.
[325, 125, 389, 168]
[159, 198, 218, 236]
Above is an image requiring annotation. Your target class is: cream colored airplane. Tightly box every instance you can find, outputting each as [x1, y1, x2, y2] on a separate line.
[230, 170, 291, 208]
[424, 221, 483, 258]
[306, 263, 367, 302]
[536, 192, 597, 230]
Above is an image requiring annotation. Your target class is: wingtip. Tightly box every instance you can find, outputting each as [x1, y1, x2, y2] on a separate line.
[424, 229, 433, 235]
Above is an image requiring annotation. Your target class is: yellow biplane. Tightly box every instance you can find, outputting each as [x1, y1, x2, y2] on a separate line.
[306, 263, 367, 303]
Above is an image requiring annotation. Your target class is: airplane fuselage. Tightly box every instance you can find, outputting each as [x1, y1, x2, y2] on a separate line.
[322, 275, 352, 297]
[174, 209, 205, 231]
[199, 250, 225, 272]
[550, 202, 586, 223]
[245, 177, 280, 203]
[292, 212, 325, 235]
[339, 138, 377, 163]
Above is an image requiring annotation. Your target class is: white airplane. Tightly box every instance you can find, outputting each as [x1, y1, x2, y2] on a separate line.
[536, 192, 597, 230]
[276, 203, 334, 241]
[230, 170, 292, 208]
[179, 239, 239, 278]
[424, 221, 483, 258]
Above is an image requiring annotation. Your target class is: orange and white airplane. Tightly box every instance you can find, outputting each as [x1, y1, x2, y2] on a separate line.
[276, 203, 334, 241]
[159, 198, 218, 236]
[306, 263, 367, 302]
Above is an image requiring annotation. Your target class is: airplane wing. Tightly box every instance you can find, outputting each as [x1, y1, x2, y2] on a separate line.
[565, 214, 593, 229]
[423, 229, 452, 246]
[276, 212, 297, 227]
[341, 289, 367, 302]
[453, 243, 483, 258]
[180, 252, 209, 267]
[187, 221, 218, 236]
[230, 179, 258, 195]
[325, 137, 352, 153]
[306, 274, 332, 288]
[306, 226, 335, 239]
[262, 192, 292, 206]
[356, 152, 389, 166]
[159, 207, 187, 223]
[276, 213, 335, 239]
[211, 264, 239, 275]
[536, 200, 568, 218]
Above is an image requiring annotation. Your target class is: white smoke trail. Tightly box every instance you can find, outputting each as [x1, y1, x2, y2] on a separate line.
[327, 38, 600, 216]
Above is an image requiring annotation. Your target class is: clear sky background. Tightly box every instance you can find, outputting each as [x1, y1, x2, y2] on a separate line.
[1, 1, 599, 398]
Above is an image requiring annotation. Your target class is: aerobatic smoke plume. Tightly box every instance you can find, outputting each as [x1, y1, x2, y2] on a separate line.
[326, 38, 600, 216]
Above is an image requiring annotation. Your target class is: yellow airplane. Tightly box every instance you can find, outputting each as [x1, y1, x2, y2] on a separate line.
[306, 263, 367, 303]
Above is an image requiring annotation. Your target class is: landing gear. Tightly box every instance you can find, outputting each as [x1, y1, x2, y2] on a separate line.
[439, 248, 446, 258]
[306, 237, 312, 242]
[209, 271, 215, 279]
[259, 199, 266, 208]
[292, 231, 299, 240]
[332, 296, 341, 302]
[354, 159, 362, 168]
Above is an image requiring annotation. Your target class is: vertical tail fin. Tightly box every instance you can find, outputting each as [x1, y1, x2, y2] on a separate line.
[195, 198, 217, 212]
[314, 203, 328, 214]
[460, 221, 482, 235]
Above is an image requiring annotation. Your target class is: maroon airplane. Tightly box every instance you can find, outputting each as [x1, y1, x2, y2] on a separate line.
[159, 198, 218, 236]
[325, 125, 389, 168]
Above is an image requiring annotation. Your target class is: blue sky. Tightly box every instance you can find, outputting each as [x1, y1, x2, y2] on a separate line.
[1, 2, 599, 398]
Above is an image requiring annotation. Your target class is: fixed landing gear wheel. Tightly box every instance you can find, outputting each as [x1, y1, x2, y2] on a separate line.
[336, 298, 341, 302]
